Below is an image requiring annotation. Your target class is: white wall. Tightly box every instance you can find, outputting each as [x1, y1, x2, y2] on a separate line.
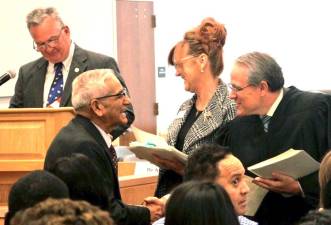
[154, 0, 331, 134]
[0, 0, 116, 101]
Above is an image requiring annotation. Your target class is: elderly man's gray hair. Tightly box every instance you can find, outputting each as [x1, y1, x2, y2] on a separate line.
[71, 69, 117, 110]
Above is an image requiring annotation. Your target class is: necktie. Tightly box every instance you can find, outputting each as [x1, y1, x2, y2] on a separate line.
[261, 115, 272, 132]
[108, 145, 118, 172]
[47, 62, 64, 107]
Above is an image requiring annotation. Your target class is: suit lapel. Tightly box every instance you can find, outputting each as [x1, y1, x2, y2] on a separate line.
[183, 102, 217, 151]
[61, 45, 88, 106]
[167, 99, 193, 147]
[183, 84, 229, 152]
[33, 59, 48, 106]
[74, 115, 122, 199]
[75, 116, 118, 174]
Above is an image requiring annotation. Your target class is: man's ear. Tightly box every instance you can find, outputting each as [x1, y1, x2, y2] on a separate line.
[260, 80, 269, 96]
[63, 25, 70, 35]
[90, 99, 104, 117]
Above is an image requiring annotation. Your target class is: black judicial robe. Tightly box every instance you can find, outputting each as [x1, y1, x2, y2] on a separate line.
[216, 86, 331, 225]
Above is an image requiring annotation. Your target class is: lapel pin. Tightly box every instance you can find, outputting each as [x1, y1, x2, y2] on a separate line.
[74, 67, 80, 73]
[203, 110, 212, 122]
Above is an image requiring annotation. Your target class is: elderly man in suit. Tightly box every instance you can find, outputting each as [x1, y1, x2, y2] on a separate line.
[9, 7, 133, 138]
[44, 69, 162, 225]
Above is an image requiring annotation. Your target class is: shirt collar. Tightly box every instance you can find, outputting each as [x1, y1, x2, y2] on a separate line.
[266, 88, 284, 117]
[91, 122, 113, 148]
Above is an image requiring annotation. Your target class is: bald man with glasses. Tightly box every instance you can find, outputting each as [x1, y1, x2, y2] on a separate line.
[9, 7, 134, 139]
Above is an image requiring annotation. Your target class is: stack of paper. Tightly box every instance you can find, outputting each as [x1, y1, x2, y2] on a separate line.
[247, 149, 320, 179]
[128, 127, 188, 167]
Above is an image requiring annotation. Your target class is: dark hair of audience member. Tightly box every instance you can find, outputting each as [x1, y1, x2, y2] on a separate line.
[296, 209, 331, 225]
[10, 198, 114, 225]
[319, 150, 331, 208]
[184, 144, 230, 182]
[4, 170, 69, 225]
[165, 180, 240, 225]
[48, 153, 110, 210]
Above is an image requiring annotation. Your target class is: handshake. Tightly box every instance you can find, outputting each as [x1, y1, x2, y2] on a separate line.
[141, 194, 170, 223]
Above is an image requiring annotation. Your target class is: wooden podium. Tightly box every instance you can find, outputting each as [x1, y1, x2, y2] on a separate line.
[0, 107, 75, 206]
[0, 108, 157, 225]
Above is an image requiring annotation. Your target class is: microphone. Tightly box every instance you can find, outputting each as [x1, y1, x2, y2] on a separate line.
[0, 70, 16, 86]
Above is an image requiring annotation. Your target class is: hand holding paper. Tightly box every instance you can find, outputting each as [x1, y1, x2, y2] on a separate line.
[247, 149, 320, 197]
[128, 127, 188, 168]
[252, 172, 302, 195]
[247, 149, 320, 179]
[245, 176, 268, 216]
[131, 126, 168, 147]
[152, 154, 185, 175]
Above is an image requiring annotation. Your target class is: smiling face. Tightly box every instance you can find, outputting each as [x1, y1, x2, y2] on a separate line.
[29, 16, 71, 63]
[172, 43, 201, 93]
[229, 63, 263, 116]
[91, 77, 131, 133]
[215, 154, 249, 215]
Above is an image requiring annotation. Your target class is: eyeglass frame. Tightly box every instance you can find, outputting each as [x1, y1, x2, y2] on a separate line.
[32, 27, 64, 51]
[227, 83, 254, 92]
[173, 55, 198, 69]
[95, 88, 128, 100]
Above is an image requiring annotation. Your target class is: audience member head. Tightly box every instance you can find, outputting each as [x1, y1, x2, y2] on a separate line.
[297, 209, 331, 225]
[5, 170, 69, 225]
[185, 144, 249, 215]
[229, 51, 284, 116]
[319, 150, 331, 208]
[165, 181, 239, 225]
[168, 17, 227, 93]
[48, 153, 110, 209]
[26, 7, 71, 63]
[10, 198, 114, 225]
[71, 69, 130, 133]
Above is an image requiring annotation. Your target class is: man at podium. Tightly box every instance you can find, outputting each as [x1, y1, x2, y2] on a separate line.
[9, 7, 134, 139]
[44, 69, 162, 225]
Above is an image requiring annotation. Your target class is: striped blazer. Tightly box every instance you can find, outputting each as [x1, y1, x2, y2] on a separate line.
[155, 81, 236, 197]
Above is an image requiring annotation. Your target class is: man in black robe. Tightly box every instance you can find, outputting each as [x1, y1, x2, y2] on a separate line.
[216, 51, 331, 225]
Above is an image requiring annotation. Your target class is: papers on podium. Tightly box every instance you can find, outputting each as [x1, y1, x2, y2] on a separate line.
[247, 149, 320, 179]
[128, 126, 188, 167]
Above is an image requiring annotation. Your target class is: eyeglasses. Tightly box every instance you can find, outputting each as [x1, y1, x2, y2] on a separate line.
[33, 28, 64, 51]
[227, 83, 253, 92]
[173, 55, 197, 69]
[95, 88, 128, 100]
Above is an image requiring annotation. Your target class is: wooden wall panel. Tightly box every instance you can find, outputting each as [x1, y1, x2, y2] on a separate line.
[116, 0, 157, 133]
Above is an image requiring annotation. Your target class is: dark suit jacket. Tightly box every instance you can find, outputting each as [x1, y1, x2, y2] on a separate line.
[9, 44, 134, 139]
[44, 115, 150, 225]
